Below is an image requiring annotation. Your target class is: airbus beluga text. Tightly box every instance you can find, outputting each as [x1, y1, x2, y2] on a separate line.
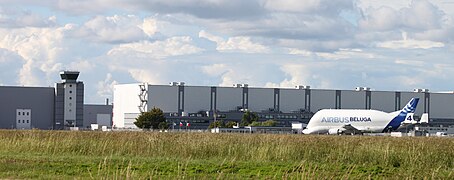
[302, 98, 419, 135]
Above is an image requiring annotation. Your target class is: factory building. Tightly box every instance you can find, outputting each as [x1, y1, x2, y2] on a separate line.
[0, 71, 112, 130]
[113, 83, 454, 129]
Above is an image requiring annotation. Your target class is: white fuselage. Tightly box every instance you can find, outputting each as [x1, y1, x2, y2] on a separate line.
[303, 109, 399, 134]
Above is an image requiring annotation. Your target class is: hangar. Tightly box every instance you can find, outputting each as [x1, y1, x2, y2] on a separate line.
[0, 71, 112, 130]
[113, 83, 454, 129]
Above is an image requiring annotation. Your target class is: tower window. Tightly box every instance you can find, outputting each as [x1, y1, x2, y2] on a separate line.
[69, 91, 72, 93]
[69, 97, 72, 100]
[69, 84, 72, 87]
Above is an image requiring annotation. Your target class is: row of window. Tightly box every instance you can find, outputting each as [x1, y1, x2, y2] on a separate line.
[258, 114, 298, 119]
[18, 112, 30, 116]
[18, 120, 30, 124]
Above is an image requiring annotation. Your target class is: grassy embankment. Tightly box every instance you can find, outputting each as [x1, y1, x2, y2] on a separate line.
[0, 130, 453, 179]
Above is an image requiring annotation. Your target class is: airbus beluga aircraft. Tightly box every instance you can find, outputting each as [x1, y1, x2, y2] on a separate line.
[302, 98, 419, 135]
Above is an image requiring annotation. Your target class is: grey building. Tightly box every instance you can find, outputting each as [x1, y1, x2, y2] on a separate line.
[0, 86, 55, 129]
[83, 104, 113, 128]
[54, 71, 84, 129]
[113, 83, 454, 129]
[0, 71, 112, 130]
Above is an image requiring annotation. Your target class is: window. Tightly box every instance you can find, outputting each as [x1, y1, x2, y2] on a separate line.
[26, 112, 29, 116]
[22, 120, 25, 123]
[69, 84, 72, 87]
[18, 120, 20, 123]
[69, 91, 72, 93]
[22, 112, 25, 115]
[18, 112, 20, 115]
[69, 97, 72, 100]
[27, 120, 29, 123]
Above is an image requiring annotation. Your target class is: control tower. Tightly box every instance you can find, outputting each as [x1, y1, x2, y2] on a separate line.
[54, 71, 84, 129]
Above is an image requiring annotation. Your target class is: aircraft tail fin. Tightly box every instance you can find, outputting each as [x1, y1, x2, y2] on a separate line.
[384, 98, 419, 131]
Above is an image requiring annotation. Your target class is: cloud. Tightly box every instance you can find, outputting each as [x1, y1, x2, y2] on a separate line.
[0, 26, 69, 85]
[315, 48, 376, 60]
[201, 64, 228, 77]
[377, 32, 444, 49]
[263, 0, 354, 15]
[199, 30, 269, 53]
[69, 60, 96, 72]
[74, 15, 148, 44]
[97, 73, 118, 99]
[359, 0, 445, 32]
[107, 36, 203, 58]
[0, 9, 57, 28]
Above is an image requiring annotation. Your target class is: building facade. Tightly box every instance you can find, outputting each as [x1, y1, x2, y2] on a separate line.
[113, 83, 454, 129]
[54, 71, 84, 129]
[0, 86, 55, 129]
[0, 71, 112, 130]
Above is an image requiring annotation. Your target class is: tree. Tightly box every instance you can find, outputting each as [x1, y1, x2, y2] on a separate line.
[262, 120, 277, 127]
[134, 107, 166, 129]
[208, 120, 225, 129]
[249, 120, 277, 127]
[225, 121, 237, 128]
[241, 111, 258, 126]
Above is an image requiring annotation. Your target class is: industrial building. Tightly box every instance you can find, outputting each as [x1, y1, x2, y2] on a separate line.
[0, 71, 112, 130]
[113, 83, 454, 129]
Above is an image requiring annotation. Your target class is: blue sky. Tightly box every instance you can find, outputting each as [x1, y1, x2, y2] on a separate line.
[1, 0, 454, 103]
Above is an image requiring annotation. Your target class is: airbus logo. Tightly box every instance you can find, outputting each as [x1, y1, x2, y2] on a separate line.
[321, 117, 372, 123]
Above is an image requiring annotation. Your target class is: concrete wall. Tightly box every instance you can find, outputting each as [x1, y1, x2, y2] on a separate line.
[430, 93, 454, 119]
[113, 84, 141, 128]
[248, 88, 274, 112]
[148, 85, 178, 113]
[341, 90, 366, 109]
[311, 90, 336, 112]
[83, 104, 113, 128]
[280, 89, 305, 113]
[216, 87, 242, 111]
[0, 86, 54, 129]
[371, 91, 395, 112]
[184, 86, 210, 113]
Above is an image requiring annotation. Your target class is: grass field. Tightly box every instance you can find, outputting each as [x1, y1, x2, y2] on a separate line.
[0, 130, 453, 179]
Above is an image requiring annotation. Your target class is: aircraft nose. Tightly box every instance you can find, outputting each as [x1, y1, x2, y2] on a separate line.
[302, 129, 311, 134]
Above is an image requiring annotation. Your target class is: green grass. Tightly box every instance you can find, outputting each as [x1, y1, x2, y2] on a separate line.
[0, 130, 453, 179]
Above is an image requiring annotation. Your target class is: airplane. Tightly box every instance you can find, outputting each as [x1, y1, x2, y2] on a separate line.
[302, 98, 419, 135]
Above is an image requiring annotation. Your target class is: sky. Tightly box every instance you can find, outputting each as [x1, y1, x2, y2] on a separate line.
[1, 0, 454, 104]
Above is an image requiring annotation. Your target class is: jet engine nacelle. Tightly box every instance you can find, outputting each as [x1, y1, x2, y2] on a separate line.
[328, 128, 342, 135]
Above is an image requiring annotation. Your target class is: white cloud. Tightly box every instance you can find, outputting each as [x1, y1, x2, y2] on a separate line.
[287, 48, 313, 56]
[107, 36, 203, 58]
[141, 17, 158, 37]
[201, 64, 228, 77]
[75, 15, 147, 44]
[97, 73, 118, 99]
[377, 32, 444, 49]
[0, 27, 67, 85]
[359, 0, 445, 31]
[69, 60, 96, 72]
[316, 48, 376, 60]
[199, 30, 269, 53]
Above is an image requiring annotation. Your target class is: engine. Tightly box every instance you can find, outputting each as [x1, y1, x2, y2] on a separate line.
[328, 128, 342, 135]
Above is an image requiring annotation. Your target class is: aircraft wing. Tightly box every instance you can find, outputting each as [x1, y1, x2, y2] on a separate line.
[340, 124, 363, 135]
[342, 124, 359, 131]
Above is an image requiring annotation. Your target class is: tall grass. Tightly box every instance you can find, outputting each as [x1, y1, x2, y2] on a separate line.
[0, 130, 453, 178]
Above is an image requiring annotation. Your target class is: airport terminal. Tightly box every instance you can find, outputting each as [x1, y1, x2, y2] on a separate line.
[113, 82, 454, 132]
[0, 71, 112, 130]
